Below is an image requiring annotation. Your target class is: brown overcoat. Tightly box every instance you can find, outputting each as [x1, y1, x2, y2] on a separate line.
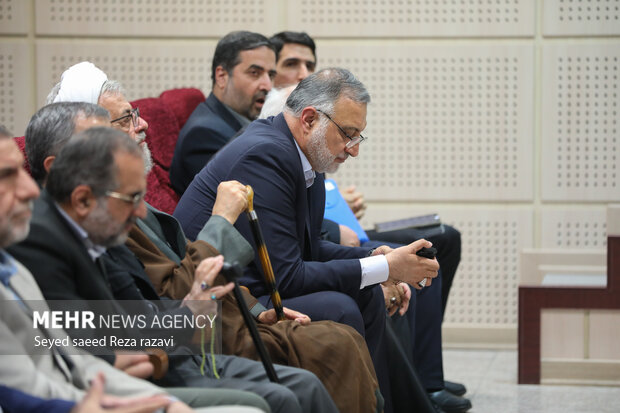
[126, 225, 382, 413]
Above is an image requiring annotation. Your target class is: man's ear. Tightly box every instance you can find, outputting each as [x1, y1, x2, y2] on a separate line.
[214, 66, 230, 90]
[299, 107, 319, 134]
[43, 155, 56, 174]
[71, 185, 96, 218]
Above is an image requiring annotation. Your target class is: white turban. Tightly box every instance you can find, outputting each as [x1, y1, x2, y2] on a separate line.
[53, 61, 108, 104]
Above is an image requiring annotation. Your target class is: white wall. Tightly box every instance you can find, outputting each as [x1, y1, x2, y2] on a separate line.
[1, 0, 618, 346]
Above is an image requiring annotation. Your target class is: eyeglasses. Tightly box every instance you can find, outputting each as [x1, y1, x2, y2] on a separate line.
[105, 190, 146, 209]
[316, 109, 367, 149]
[111, 107, 140, 131]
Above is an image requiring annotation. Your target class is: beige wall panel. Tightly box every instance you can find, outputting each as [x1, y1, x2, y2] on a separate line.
[541, 309, 585, 359]
[36, 40, 216, 108]
[356, 205, 533, 325]
[0, 40, 33, 136]
[324, 43, 534, 201]
[540, 208, 607, 248]
[543, 0, 620, 36]
[287, 0, 535, 37]
[542, 43, 620, 201]
[35, 0, 282, 37]
[589, 310, 620, 360]
[0, 0, 29, 34]
[607, 204, 620, 236]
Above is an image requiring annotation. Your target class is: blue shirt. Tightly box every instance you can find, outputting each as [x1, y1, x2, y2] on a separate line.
[0, 250, 17, 287]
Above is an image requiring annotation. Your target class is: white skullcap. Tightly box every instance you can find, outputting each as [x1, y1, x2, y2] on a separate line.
[53, 61, 108, 104]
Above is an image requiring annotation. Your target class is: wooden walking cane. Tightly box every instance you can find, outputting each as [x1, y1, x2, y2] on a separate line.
[245, 185, 286, 321]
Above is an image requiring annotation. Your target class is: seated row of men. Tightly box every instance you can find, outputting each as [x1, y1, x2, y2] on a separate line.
[0, 30, 470, 413]
[169, 30, 467, 413]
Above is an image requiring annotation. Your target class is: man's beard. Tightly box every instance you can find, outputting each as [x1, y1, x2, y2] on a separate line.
[307, 118, 341, 174]
[0, 201, 33, 248]
[82, 199, 136, 248]
[136, 132, 153, 175]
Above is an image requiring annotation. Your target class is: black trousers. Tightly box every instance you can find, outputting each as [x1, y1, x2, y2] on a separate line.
[365, 224, 462, 316]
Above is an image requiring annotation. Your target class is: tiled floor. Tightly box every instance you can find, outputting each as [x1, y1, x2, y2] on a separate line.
[443, 349, 620, 413]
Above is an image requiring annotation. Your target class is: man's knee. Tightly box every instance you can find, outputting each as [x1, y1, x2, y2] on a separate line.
[440, 224, 461, 249]
[317, 291, 365, 335]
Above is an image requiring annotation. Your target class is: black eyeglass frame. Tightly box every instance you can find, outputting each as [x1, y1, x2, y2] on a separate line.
[111, 107, 140, 129]
[316, 108, 367, 149]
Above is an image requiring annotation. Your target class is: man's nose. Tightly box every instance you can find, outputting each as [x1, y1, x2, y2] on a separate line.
[297, 65, 309, 82]
[260, 72, 273, 91]
[135, 116, 148, 133]
[17, 169, 40, 201]
[134, 199, 148, 219]
[345, 143, 360, 158]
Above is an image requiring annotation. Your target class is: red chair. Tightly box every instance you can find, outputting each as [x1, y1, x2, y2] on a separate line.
[132, 88, 205, 214]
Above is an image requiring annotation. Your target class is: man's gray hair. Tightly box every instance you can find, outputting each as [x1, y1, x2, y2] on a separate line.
[285, 68, 370, 116]
[47, 127, 142, 204]
[46, 79, 126, 105]
[25, 102, 110, 184]
[0, 124, 11, 137]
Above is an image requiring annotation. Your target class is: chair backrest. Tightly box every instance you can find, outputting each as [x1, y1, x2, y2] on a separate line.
[13, 136, 31, 174]
[132, 87, 205, 214]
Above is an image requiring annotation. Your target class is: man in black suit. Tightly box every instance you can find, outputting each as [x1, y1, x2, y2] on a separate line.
[8, 127, 337, 413]
[170, 31, 277, 195]
[174, 68, 442, 413]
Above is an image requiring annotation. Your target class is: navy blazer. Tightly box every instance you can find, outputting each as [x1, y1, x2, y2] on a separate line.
[170, 92, 242, 195]
[174, 114, 371, 300]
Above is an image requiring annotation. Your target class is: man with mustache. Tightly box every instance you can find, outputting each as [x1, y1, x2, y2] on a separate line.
[170, 31, 276, 196]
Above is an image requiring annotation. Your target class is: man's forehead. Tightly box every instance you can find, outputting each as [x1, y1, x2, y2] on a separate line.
[0, 139, 23, 167]
[74, 114, 111, 133]
[280, 43, 315, 62]
[236, 46, 276, 69]
[98, 93, 131, 117]
[114, 151, 146, 189]
[333, 97, 367, 130]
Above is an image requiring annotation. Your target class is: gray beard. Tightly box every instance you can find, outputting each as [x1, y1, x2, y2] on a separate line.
[82, 199, 133, 248]
[307, 119, 339, 174]
[137, 132, 153, 175]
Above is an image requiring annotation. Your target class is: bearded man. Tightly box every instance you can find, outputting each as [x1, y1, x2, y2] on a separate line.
[174, 68, 440, 413]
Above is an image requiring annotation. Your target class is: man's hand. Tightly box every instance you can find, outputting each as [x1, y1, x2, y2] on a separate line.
[212, 180, 249, 225]
[339, 225, 361, 247]
[341, 185, 367, 220]
[380, 282, 411, 316]
[113, 352, 154, 379]
[74, 372, 171, 413]
[257, 307, 311, 325]
[371, 245, 393, 256]
[182, 255, 234, 315]
[384, 239, 439, 289]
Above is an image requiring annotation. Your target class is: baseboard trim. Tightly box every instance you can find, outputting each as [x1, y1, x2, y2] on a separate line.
[541, 359, 620, 386]
[442, 324, 517, 349]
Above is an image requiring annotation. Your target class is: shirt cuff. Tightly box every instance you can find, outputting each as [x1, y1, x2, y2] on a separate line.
[359, 255, 389, 289]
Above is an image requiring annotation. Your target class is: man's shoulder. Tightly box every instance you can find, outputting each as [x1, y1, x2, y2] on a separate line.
[179, 93, 239, 138]
[222, 117, 296, 161]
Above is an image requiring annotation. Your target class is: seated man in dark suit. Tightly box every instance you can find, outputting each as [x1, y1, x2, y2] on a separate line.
[174, 68, 443, 413]
[8, 127, 337, 413]
[256, 82, 471, 413]
[271, 30, 463, 322]
[170, 31, 277, 195]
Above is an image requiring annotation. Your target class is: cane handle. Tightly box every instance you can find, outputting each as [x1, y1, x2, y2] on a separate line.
[246, 185, 254, 212]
